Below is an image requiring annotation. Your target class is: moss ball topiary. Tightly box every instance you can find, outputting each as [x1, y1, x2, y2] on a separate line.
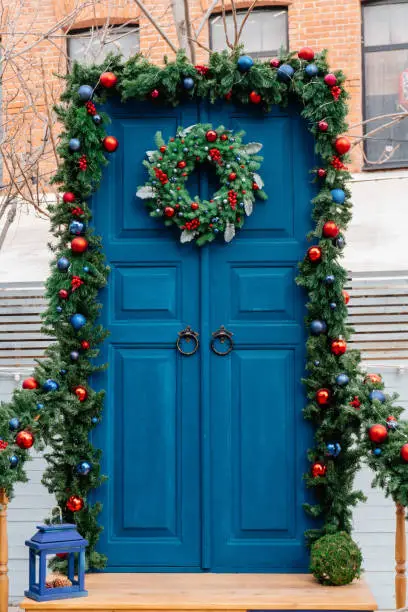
[310, 532, 363, 586]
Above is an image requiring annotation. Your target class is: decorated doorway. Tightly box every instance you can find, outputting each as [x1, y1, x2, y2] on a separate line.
[91, 98, 316, 571]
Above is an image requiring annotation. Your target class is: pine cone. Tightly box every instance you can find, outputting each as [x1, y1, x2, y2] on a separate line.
[53, 575, 72, 588]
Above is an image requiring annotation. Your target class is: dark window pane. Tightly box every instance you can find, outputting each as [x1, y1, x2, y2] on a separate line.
[68, 26, 139, 65]
[364, 2, 408, 46]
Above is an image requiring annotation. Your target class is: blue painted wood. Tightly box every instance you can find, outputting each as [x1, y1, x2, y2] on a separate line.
[92, 99, 316, 572]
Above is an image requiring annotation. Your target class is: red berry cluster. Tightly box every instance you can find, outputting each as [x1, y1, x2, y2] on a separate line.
[182, 218, 200, 231]
[78, 155, 87, 171]
[71, 207, 84, 217]
[228, 189, 237, 210]
[349, 396, 361, 409]
[85, 101, 97, 115]
[154, 167, 168, 184]
[331, 156, 347, 170]
[0, 440, 9, 450]
[331, 86, 342, 101]
[209, 148, 222, 165]
[195, 65, 209, 77]
[71, 276, 84, 291]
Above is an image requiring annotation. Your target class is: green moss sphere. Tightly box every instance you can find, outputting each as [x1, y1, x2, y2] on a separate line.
[310, 532, 363, 586]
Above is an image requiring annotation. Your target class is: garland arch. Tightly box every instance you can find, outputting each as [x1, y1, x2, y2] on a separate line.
[0, 49, 407, 571]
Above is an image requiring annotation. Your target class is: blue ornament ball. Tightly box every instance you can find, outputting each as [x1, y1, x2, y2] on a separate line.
[77, 85, 93, 101]
[91, 416, 99, 424]
[92, 114, 102, 125]
[59, 369, 67, 376]
[369, 389, 386, 403]
[36, 403, 44, 410]
[57, 257, 70, 271]
[334, 236, 346, 249]
[9, 418, 21, 431]
[310, 320, 327, 335]
[68, 138, 81, 152]
[76, 460, 92, 476]
[183, 77, 194, 90]
[56, 306, 63, 314]
[373, 448, 382, 456]
[70, 313, 87, 330]
[70, 350, 80, 361]
[327, 442, 341, 457]
[237, 55, 254, 72]
[9, 455, 19, 468]
[330, 302, 337, 310]
[69, 220, 85, 235]
[336, 373, 349, 386]
[43, 379, 59, 392]
[83, 266, 90, 273]
[277, 64, 294, 82]
[314, 360, 320, 366]
[305, 64, 319, 77]
[331, 188, 346, 204]
[324, 274, 335, 284]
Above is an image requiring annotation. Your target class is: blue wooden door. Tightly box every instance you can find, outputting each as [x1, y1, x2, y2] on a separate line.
[92, 99, 315, 572]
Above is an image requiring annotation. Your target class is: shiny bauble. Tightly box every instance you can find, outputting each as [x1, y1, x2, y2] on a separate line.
[318, 120, 328, 132]
[43, 379, 59, 392]
[103, 136, 119, 152]
[100, 71, 117, 88]
[63, 192, 76, 203]
[342, 290, 350, 304]
[16, 430, 34, 449]
[68, 138, 81, 152]
[277, 64, 294, 82]
[237, 55, 254, 72]
[66, 495, 84, 512]
[326, 442, 341, 457]
[182, 77, 194, 90]
[369, 390, 386, 403]
[331, 339, 347, 356]
[70, 350, 80, 361]
[71, 237, 88, 253]
[373, 448, 382, 456]
[77, 85, 93, 101]
[91, 416, 99, 424]
[164, 206, 175, 218]
[205, 130, 217, 142]
[386, 416, 398, 430]
[324, 274, 335, 284]
[69, 220, 85, 235]
[335, 136, 351, 155]
[307, 246, 322, 263]
[368, 424, 388, 443]
[70, 313, 87, 330]
[365, 373, 382, 384]
[191, 202, 199, 210]
[270, 58, 280, 68]
[93, 114, 102, 125]
[81, 340, 90, 350]
[317, 168, 327, 178]
[9, 455, 19, 468]
[73, 385, 88, 402]
[76, 460, 92, 476]
[334, 235, 346, 249]
[316, 388, 331, 406]
[9, 417, 21, 431]
[322, 221, 339, 238]
[58, 289, 69, 299]
[57, 257, 70, 271]
[336, 373, 349, 386]
[305, 64, 318, 77]
[331, 188, 346, 204]
[324, 73, 337, 87]
[310, 320, 327, 335]
[56, 306, 63, 314]
[228, 172, 237, 181]
[36, 403, 44, 411]
[298, 47, 315, 61]
[311, 462, 327, 478]
[400, 444, 408, 462]
[151, 89, 160, 99]
[22, 377, 39, 390]
[249, 91, 261, 104]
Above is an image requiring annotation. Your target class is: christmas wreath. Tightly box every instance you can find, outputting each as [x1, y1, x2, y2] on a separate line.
[137, 124, 267, 246]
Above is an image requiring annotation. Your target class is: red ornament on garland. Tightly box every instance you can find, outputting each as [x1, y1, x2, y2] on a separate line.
[400, 444, 408, 462]
[349, 396, 361, 409]
[311, 462, 327, 478]
[100, 71, 117, 88]
[270, 58, 280, 68]
[66, 495, 84, 512]
[16, 430, 34, 449]
[368, 424, 388, 444]
[22, 377, 39, 390]
[252, 182, 259, 190]
[58, 289, 69, 299]
[317, 168, 327, 178]
[307, 246, 322, 263]
[164, 206, 175, 218]
[365, 373, 382, 384]
[318, 120, 329, 132]
[225, 90, 232, 101]
[298, 47, 315, 61]
[322, 221, 339, 238]
[206, 130, 217, 143]
[150, 89, 159, 99]
[191, 202, 199, 211]
[71, 237, 88, 253]
[342, 290, 350, 305]
[159, 145, 166, 153]
[324, 73, 337, 87]
[316, 388, 331, 406]
[78, 155, 87, 171]
[335, 136, 351, 155]
[220, 134, 228, 141]
[228, 172, 237, 181]
[81, 340, 90, 350]
[331, 339, 347, 356]
[0, 440, 8, 450]
[73, 386, 88, 402]
[63, 192, 76, 204]
[103, 136, 119, 153]
[249, 91, 261, 104]
[177, 160, 186, 169]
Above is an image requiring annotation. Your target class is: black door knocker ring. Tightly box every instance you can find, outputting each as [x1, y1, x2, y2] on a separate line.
[176, 326, 199, 356]
[211, 326, 234, 356]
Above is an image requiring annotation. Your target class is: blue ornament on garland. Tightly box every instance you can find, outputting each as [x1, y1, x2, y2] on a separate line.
[70, 313, 87, 330]
[334, 236, 346, 249]
[369, 389, 386, 403]
[83, 266, 90, 273]
[183, 77, 194, 90]
[43, 379, 59, 392]
[92, 114, 102, 125]
[330, 302, 337, 310]
[314, 360, 320, 366]
[336, 373, 349, 386]
[77, 85, 93, 101]
[9, 455, 19, 468]
[331, 188, 346, 204]
[91, 416, 99, 424]
[310, 320, 327, 335]
[69, 220, 85, 235]
[305, 64, 319, 77]
[70, 350, 79, 361]
[277, 64, 294, 82]
[324, 274, 335, 284]
[237, 55, 254, 72]
[68, 138, 81, 152]
[9, 418, 21, 431]
[326, 442, 341, 457]
[76, 461, 92, 476]
[36, 403, 44, 410]
[56, 306, 63, 313]
[373, 448, 382, 456]
[57, 257, 70, 271]
[59, 369, 67, 376]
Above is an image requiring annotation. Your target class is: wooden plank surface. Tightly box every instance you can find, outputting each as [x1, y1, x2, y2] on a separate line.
[19, 573, 377, 611]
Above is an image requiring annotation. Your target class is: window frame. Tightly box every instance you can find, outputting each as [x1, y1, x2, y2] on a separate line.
[361, 0, 408, 170]
[67, 24, 140, 67]
[209, 7, 288, 59]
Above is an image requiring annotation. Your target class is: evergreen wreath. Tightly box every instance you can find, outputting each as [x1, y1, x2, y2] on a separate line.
[136, 124, 267, 246]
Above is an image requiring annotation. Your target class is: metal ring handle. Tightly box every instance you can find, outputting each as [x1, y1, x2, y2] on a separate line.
[176, 326, 199, 356]
[211, 325, 234, 356]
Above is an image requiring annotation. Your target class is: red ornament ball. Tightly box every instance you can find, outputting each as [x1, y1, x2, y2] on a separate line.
[270, 58, 280, 68]
[400, 444, 408, 462]
[324, 73, 337, 87]
[177, 160, 186, 169]
[151, 89, 159, 99]
[335, 136, 351, 155]
[368, 424, 388, 444]
[365, 373, 382, 384]
[205, 130, 217, 143]
[342, 290, 350, 305]
[298, 47, 315, 61]
[191, 202, 199, 211]
[103, 136, 119, 153]
[249, 91, 261, 104]
[331, 339, 347, 356]
[16, 430, 34, 449]
[73, 386, 88, 402]
[220, 134, 228, 141]
[63, 192, 76, 203]
[228, 172, 237, 181]
[100, 71, 117, 88]
[322, 220, 339, 238]
[81, 340, 90, 350]
[316, 388, 331, 406]
[311, 462, 327, 478]
[318, 120, 329, 132]
[66, 495, 84, 513]
[317, 168, 327, 178]
[71, 237, 88, 253]
[252, 182, 259, 190]
[164, 206, 175, 218]
[58, 289, 69, 299]
[22, 377, 39, 390]
[307, 246, 322, 263]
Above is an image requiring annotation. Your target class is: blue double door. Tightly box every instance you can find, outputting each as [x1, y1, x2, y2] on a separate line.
[92, 99, 315, 572]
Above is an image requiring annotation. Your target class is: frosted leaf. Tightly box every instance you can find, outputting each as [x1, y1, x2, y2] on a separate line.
[253, 173, 264, 189]
[240, 142, 263, 155]
[146, 150, 156, 162]
[244, 197, 253, 216]
[180, 124, 198, 136]
[224, 222, 236, 243]
[136, 186, 156, 199]
[180, 230, 197, 243]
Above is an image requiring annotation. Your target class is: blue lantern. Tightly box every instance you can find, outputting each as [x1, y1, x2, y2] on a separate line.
[76, 461, 92, 476]
[9, 455, 19, 468]
[68, 138, 81, 152]
[310, 320, 327, 335]
[25, 523, 88, 601]
[92, 114, 102, 125]
[57, 257, 70, 271]
[43, 379, 59, 392]
[305, 64, 318, 77]
[77, 85, 93, 101]
[277, 64, 294, 82]
[331, 188, 346, 204]
[69, 221, 85, 235]
[336, 373, 349, 386]
[70, 314, 87, 330]
[369, 389, 386, 403]
[182, 77, 194, 90]
[9, 417, 21, 431]
[237, 55, 254, 72]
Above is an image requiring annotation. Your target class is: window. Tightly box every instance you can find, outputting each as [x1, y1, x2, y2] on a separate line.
[362, 0, 408, 168]
[209, 8, 288, 59]
[67, 25, 139, 66]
